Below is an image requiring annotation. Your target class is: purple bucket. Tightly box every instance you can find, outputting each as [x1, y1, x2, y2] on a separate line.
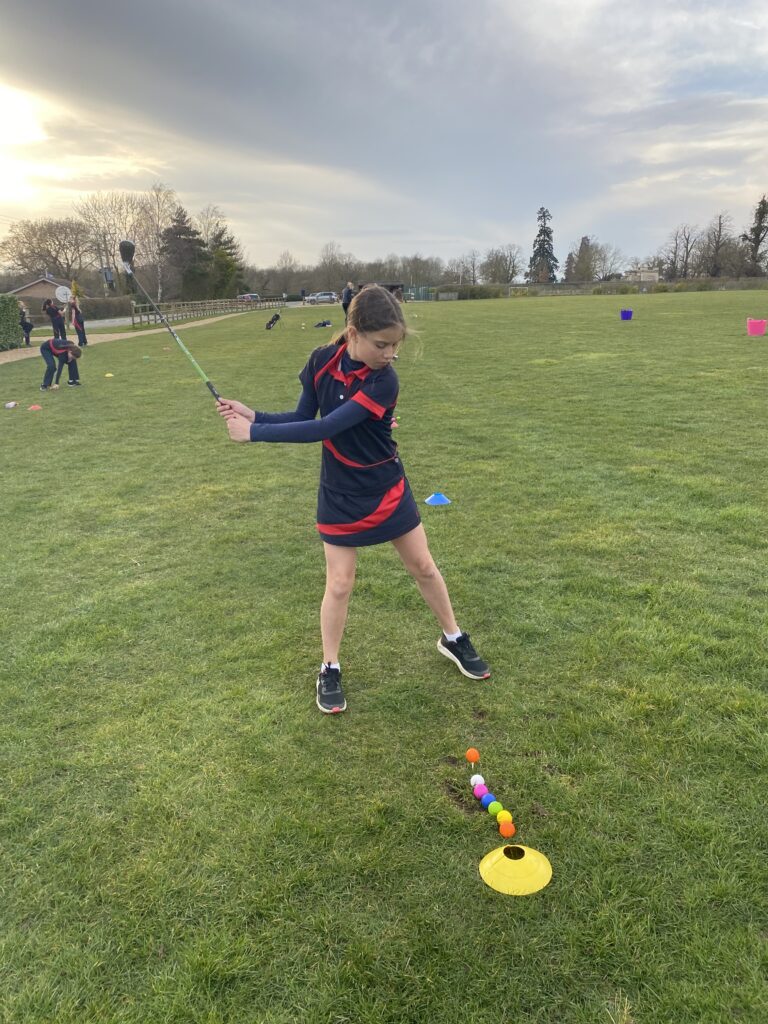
[620, 309, 633, 321]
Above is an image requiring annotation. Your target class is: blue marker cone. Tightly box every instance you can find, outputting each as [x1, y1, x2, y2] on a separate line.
[425, 492, 451, 505]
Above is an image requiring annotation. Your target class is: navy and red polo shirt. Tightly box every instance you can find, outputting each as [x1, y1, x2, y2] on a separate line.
[44, 337, 70, 357]
[250, 342, 403, 496]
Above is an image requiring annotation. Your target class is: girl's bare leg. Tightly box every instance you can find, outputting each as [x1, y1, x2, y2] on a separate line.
[321, 543, 357, 663]
[390, 525, 460, 635]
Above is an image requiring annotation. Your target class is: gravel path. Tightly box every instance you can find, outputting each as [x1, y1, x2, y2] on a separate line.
[0, 312, 246, 367]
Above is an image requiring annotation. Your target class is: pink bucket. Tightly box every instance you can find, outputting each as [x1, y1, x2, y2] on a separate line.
[746, 318, 767, 336]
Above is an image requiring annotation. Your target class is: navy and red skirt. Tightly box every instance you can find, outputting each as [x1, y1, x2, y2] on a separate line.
[316, 475, 421, 547]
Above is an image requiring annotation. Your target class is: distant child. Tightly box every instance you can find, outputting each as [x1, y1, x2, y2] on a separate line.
[18, 304, 33, 346]
[217, 284, 490, 714]
[42, 299, 67, 340]
[68, 297, 88, 347]
[40, 337, 82, 390]
[341, 281, 354, 321]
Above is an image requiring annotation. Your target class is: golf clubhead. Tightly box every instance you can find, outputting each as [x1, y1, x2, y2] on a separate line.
[119, 239, 135, 276]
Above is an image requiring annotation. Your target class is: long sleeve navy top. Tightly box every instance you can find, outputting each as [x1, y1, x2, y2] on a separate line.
[248, 343, 402, 496]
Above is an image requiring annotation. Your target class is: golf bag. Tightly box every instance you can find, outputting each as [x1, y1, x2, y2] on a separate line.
[265, 313, 281, 330]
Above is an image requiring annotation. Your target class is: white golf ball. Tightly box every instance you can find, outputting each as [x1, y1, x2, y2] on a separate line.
[470, 774, 485, 787]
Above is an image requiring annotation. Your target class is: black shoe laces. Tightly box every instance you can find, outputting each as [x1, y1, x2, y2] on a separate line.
[454, 633, 479, 658]
[320, 669, 341, 694]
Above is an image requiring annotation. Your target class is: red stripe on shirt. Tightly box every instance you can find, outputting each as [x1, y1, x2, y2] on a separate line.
[351, 391, 386, 419]
[322, 438, 397, 469]
[317, 478, 405, 535]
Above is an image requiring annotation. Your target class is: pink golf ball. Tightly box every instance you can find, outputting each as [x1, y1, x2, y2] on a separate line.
[473, 784, 489, 799]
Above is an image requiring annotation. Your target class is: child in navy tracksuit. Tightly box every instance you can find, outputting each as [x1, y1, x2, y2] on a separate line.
[218, 285, 490, 714]
[42, 299, 67, 340]
[40, 337, 81, 390]
[18, 305, 33, 346]
[68, 297, 88, 346]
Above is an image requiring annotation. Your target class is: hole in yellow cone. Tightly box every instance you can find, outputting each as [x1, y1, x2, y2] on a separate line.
[503, 845, 525, 860]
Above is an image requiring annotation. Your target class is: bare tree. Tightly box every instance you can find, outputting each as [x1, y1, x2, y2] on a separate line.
[465, 249, 481, 285]
[317, 241, 358, 290]
[595, 243, 625, 280]
[445, 255, 470, 285]
[195, 204, 226, 249]
[274, 250, 299, 294]
[381, 252, 403, 281]
[0, 218, 95, 278]
[680, 224, 701, 279]
[693, 213, 732, 278]
[661, 224, 701, 280]
[134, 182, 178, 300]
[75, 190, 145, 292]
[401, 253, 438, 287]
[480, 244, 523, 284]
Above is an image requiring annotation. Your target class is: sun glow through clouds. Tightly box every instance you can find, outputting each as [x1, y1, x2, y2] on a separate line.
[0, 83, 54, 202]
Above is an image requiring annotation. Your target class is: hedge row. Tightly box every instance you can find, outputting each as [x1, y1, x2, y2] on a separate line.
[78, 296, 136, 319]
[0, 294, 22, 351]
[435, 285, 506, 300]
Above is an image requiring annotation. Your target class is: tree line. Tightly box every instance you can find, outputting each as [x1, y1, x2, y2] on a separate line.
[526, 198, 768, 285]
[0, 184, 247, 302]
[2, 184, 768, 300]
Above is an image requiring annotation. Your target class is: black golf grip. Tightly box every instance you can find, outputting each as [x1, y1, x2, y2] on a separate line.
[206, 381, 222, 402]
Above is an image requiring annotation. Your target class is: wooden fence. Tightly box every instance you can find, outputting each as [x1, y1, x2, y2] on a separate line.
[131, 297, 285, 326]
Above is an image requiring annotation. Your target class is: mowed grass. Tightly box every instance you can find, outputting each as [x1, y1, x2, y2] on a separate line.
[1, 292, 766, 1024]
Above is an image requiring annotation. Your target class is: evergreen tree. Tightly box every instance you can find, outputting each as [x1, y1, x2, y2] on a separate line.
[209, 223, 244, 265]
[573, 236, 597, 282]
[563, 251, 576, 283]
[209, 248, 242, 298]
[160, 206, 212, 299]
[207, 223, 246, 296]
[527, 207, 559, 283]
[740, 195, 768, 277]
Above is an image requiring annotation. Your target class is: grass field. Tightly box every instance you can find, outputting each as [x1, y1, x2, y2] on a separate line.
[1, 292, 766, 1023]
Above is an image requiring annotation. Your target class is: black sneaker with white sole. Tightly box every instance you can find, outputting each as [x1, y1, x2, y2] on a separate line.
[437, 632, 491, 679]
[316, 665, 347, 714]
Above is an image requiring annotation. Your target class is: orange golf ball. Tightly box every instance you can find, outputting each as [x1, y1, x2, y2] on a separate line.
[499, 821, 516, 839]
[465, 747, 480, 765]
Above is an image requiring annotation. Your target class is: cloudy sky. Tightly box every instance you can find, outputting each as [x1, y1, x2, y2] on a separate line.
[0, 0, 766, 268]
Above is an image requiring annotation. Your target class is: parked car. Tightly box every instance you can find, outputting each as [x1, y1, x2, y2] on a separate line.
[306, 291, 338, 304]
[237, 292, 261, 302]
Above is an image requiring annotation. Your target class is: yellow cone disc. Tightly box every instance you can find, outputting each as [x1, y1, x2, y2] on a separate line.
[479, 844, 552, 895]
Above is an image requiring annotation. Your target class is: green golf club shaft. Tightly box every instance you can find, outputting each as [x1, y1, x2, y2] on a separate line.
[127, 269, 221, 401]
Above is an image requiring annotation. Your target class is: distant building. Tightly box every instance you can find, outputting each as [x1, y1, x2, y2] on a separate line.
[7, 276, 76, 303]
[623, 268, 659, 284]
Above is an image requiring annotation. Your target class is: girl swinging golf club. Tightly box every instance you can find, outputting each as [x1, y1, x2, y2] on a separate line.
[218, 284, 490, 714]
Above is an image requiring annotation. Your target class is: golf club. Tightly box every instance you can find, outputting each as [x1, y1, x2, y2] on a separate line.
[119, 239, 221, 401]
